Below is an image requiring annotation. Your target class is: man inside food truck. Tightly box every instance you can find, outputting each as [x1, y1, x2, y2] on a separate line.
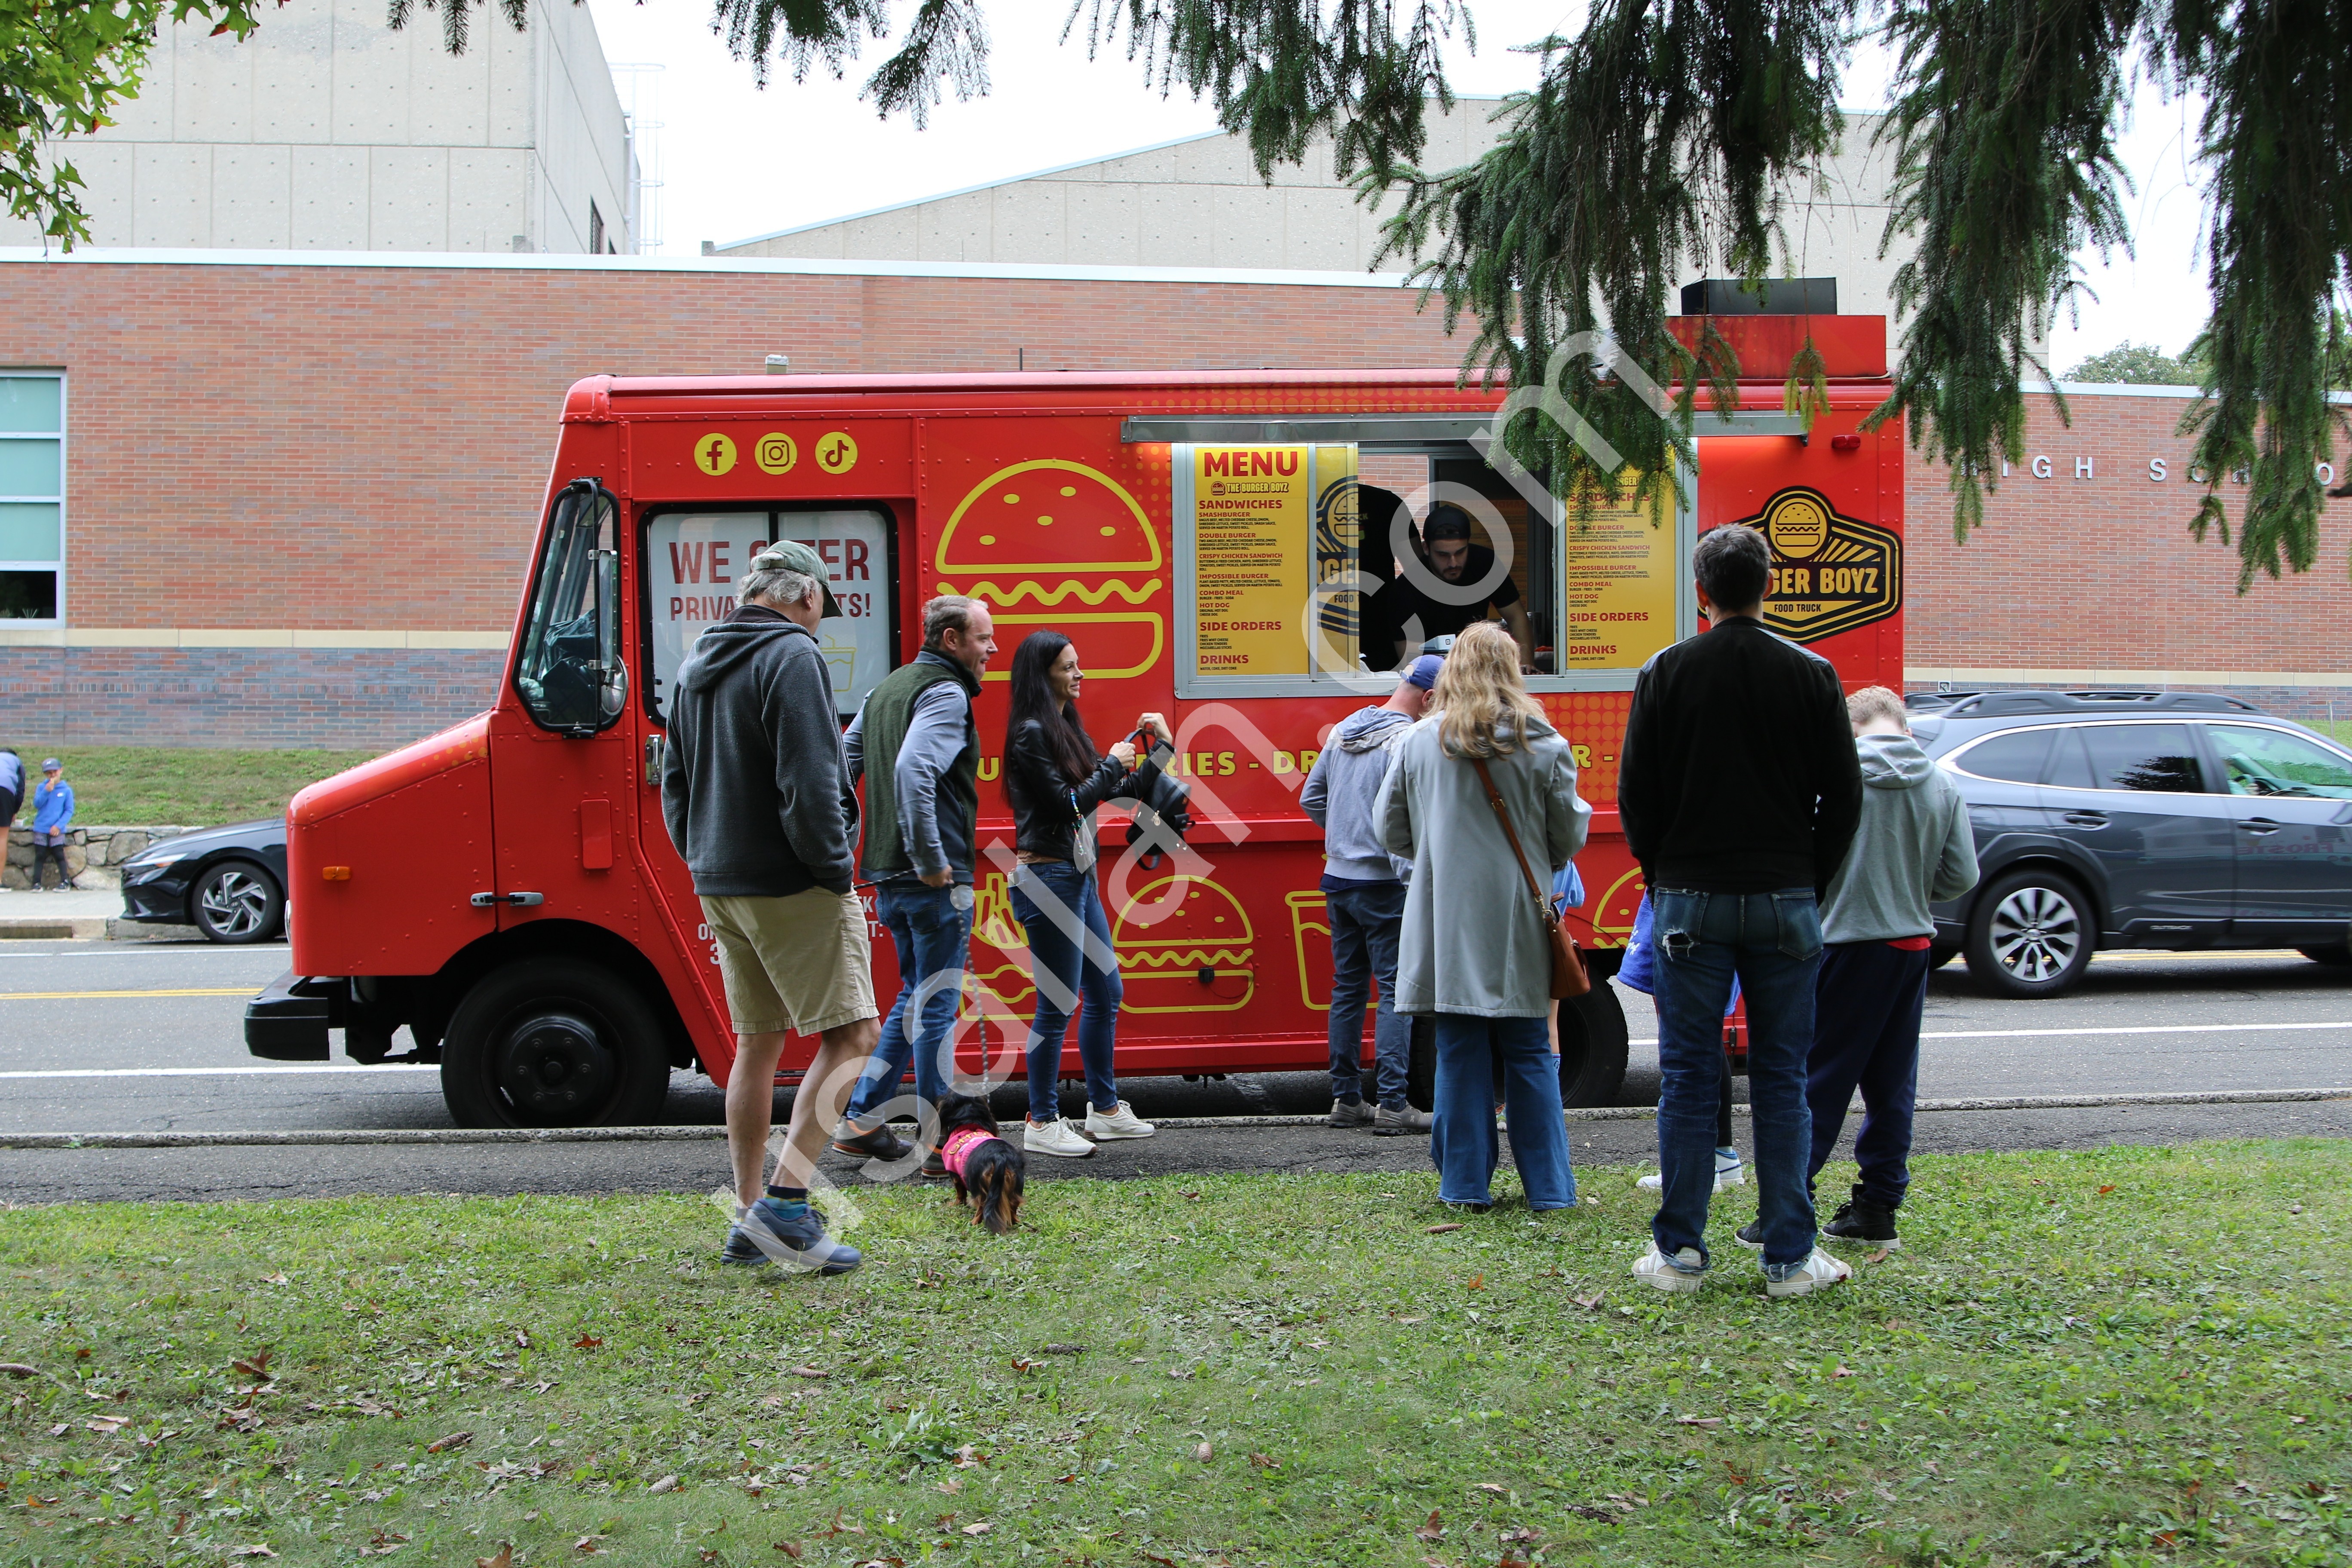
[1372, 502, 1537, 672]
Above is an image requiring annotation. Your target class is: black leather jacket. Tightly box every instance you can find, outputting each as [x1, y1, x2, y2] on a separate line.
[1004, 716, 1168, 863]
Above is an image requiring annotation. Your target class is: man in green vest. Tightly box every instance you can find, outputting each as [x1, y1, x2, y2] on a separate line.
[832, 595, 998, 1176]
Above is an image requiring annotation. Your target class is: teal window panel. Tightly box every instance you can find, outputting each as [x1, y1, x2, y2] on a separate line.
[0, 378, 61, 435]
[0, 503, 59, 560]
[0, 439, 60, 497]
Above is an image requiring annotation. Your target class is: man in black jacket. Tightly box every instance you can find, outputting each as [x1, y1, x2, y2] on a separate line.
[662, 539, 878, 1275]
[1618, 524, 1862, 1299]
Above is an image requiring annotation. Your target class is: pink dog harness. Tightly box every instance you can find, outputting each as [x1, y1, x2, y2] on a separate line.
[940, 1124, 1000, 1180]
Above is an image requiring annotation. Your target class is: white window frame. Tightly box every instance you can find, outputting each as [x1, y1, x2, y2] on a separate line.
[0, 369, 64, 626]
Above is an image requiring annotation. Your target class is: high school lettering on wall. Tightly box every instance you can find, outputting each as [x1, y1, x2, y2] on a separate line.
[1971, 454, 2341, 485]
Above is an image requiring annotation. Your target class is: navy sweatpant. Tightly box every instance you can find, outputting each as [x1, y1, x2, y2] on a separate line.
[1806, 941, 1932, 1208]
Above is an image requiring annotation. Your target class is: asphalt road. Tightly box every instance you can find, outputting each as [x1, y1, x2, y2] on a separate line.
[1, 937, 2347, 1203]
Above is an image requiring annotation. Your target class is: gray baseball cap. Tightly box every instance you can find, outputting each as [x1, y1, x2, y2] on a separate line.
[750, 539, 843, 619]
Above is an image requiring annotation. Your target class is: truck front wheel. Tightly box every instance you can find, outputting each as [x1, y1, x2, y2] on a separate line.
[441, 959, 669, 1129]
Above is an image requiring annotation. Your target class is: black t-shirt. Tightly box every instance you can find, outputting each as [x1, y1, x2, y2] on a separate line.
[1370, 545, 1521, 652]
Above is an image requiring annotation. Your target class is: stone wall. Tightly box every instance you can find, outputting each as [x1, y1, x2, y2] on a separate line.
[6, 826, 201, 891]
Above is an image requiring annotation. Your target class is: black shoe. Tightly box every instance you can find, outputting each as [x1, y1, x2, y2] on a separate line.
[1822, 1188, 1899, 1250]
[1735, 1220, 1764, 1251]
[830, 1123, 912, 1162]
[920, 1149, 951, 1182]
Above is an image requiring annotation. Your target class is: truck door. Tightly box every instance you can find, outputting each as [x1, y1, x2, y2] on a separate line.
[635, 505, 901, 1055]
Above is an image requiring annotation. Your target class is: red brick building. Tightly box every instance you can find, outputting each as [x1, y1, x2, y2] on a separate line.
[1, 251, 2345, 748]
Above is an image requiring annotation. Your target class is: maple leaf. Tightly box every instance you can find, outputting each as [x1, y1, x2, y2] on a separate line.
[572, 1335, 602, 1351]
[1414, 1509, 1446, 1542]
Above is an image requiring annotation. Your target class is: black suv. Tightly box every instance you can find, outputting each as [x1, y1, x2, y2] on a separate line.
[1908, 690, 2352, 996]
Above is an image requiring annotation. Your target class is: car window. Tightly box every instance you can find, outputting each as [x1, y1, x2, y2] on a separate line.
[1953, 729, 2052, 783]
[2043, 728, 2096, 789]
[2080, 723, 2208, 793]
[2209, 724, 2352, 800]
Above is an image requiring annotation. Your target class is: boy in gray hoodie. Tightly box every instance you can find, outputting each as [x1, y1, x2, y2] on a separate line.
[1801, 684, 1978, 1248]
[1300, 654, 1441, 1133]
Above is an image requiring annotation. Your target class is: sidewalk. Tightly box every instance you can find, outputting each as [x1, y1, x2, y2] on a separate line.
[0, 886, 192, 941]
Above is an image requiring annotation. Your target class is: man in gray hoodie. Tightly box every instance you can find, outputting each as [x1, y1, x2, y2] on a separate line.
[1300, 654, 1440, 1134]
[1798, 684, 1979, 1250]
[662, 539, 878, 1275]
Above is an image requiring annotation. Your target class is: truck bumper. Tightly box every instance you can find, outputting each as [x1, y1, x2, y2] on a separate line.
[245, 970, 346, 1062]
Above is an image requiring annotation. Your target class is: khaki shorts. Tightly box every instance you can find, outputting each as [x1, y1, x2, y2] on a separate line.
[701, 888, 878, 1037]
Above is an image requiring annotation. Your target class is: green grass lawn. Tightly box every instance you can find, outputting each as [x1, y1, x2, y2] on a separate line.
[3, 747, 381, 828]
[2, 1141, 2347, 1568]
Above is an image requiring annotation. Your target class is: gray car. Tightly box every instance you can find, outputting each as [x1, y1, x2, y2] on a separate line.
[1909, 690, 2352, 997]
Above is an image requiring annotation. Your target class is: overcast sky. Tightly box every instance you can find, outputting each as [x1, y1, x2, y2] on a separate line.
[583, 0, 2213, 369]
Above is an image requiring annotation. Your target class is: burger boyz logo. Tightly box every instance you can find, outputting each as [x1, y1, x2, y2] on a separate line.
[1742, 487, 1902, 642]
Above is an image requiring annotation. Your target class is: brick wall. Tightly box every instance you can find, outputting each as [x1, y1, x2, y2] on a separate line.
[5, 258, 2350, 746]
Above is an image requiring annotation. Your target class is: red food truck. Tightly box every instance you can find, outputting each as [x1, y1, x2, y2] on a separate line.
[246, 310, 1905, 1128]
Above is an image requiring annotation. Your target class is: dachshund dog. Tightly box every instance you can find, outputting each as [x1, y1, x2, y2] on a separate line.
[934, 1092, 1025, 1234]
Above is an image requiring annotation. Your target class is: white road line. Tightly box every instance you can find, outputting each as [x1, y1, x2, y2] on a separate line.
[0, 1065, 434, 1080]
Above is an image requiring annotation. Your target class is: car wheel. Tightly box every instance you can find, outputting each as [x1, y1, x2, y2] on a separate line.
[1406, 1015, 1435, 1113]
[190, 860, 284, 944]
[1557, 984, 1631, 1108]
[1965, 868, 2095, 998]
[2299, 944, 2352, 968]
[441, 959, 669, 1129]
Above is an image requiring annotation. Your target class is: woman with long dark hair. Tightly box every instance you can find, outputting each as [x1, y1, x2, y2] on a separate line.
[1002, 630, 1173, 1158]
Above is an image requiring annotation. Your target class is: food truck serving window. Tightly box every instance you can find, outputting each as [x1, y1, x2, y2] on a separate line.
[643, 507, 895, 726]
[1170, 438, 1694, 698]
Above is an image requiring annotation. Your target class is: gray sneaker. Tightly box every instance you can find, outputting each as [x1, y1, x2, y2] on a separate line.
[1373, 1103, 1433, 1137]
[1325, 1097, 1375, 1128]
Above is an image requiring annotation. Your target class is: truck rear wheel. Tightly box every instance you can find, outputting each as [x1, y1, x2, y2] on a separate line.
[441, 959, 669, 1129]
[1557, 984, 1630, 1108]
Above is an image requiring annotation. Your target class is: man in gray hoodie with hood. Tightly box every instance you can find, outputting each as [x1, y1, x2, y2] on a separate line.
[1300, 653, 1442, 1134]
[662, 540, 878, 1275]
[1798, 684, 1978, 1251]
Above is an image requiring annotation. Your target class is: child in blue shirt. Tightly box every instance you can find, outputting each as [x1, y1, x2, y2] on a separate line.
[30, 758, 77, 891]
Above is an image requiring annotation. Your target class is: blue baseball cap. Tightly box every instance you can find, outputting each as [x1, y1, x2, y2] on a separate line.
[39, 758, 59, 772]
[1403, 654, 1445, 691]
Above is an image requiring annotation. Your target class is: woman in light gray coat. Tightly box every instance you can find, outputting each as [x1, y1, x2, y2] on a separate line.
[1375, 622, 1591, 1211]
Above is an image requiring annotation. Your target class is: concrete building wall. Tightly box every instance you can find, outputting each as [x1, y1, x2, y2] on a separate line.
[715, 103, 1908, 324]
[0, 0, 633, 254]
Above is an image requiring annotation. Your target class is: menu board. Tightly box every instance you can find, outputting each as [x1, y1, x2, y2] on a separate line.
[1193, 445, 1315, 677]
[1562, 483, 1678, 669]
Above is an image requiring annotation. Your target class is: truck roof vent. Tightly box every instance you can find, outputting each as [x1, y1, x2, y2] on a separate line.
[1678, 278, 1838, 316]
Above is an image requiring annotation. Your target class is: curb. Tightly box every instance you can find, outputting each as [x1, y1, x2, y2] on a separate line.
[0, 918, 202, 942]
[4, 1086, 2346, 1149]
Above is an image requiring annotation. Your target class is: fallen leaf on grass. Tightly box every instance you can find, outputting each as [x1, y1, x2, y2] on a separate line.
[1473, 1482, 1509, 1495]
[649, 1475, 679, 1494]
[230, 1351, 273, 1380]
[1466, 1274, 1485, 1291]
[2098, 1185, 2116, 1195]
[1572, 1294, 1604, 1311]
[789, 1366, 828, 1380]
[46, 1423, 67, 1437]
[961, 1522, 992, 1536]
[227, 1548, 278, 1560]
[1565, 1504, 1617, 1523]
[260, 1272, 290, 1286]
[1425, 1223, 1465, 1235]
[0, 1363, 38, 1377]
[1397, 1316, 1425, 1325]
[821, 1507, 866, 1536]
[86, 1415, 127, 1434]
[1865, 1248, 1893, 1265]
[475, 1547, 513, 1568]
[1414, 1509, 1446, 1542]
[1054, 1473, 1077, 1484]
[1250, 1452, 1279, 1469]
[1010, 1358, 1042, 1374]
[773, 1546, 801, 1560]
[1139, 1553, 1179, 1568]
[1194, 1442, 1213, 1462]
[1831, 1366, 1858, 1379]
[573, 1335, 602, 1351]
[573, 1535, 604, 1555]
[1672, 1416, 1724, 1428]
[1042, 1343, 1084, 1355]
[1500, 1526, 1542, 1543]
[936, 1475, 965, 1494]
[426, 1431, 474, 1453]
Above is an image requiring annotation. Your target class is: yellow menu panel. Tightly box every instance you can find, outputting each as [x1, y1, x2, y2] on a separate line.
[1194, 445, 1313, 677]
[1563, 483, 1677, 669]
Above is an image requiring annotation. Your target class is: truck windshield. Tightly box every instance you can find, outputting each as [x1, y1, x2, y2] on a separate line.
[514, 482, 618, 732]
[643, 507, 894, 726]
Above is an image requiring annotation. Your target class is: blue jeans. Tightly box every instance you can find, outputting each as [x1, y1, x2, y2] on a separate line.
[1649, 887, 1824, 1274]
[1807, 941, 1931, 1209]
[1325, 880, 1411, 1109]
[845, 879, 973, 1130]
[1430, 1014, 1576, 1209]
[1010, 861, 1121, 1124]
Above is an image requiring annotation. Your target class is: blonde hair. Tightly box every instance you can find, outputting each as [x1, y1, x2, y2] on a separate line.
[1430, 621, 1544, 757]
[1846, 684, 1909, 731]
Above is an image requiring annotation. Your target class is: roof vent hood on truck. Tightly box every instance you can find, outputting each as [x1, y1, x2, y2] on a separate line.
[1678, 278, 1838, 316]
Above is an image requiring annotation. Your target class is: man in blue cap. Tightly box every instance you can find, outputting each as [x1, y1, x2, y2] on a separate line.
[1300, 652, 1443, 1134]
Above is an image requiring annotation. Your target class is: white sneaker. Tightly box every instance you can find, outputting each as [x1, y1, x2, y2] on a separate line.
[1631, 1244, 1706, 1294]
[1023, 1118, 1096, 1158]
[1636, 1150, 1746, 1191]
[1084, 1100, 1157, 1140]
[1763, 1246, 1854, 1298]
